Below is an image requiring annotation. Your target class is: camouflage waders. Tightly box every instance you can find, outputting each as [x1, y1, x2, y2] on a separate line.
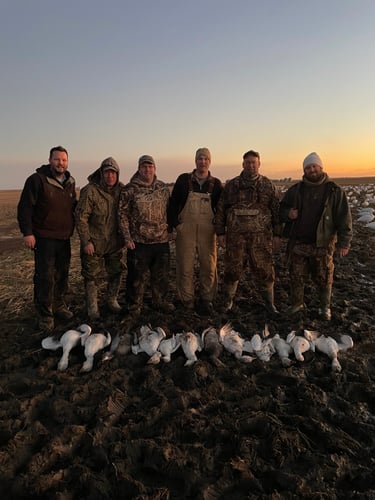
[81, 249, 125, 319]
[289, 242, 334, 319]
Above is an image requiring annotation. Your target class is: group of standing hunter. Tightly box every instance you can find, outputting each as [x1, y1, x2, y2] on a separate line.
[17, 146, 352, 333]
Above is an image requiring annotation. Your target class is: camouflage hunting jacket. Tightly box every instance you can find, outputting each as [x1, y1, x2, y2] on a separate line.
[75, 168, 124, 255]
[214, 173, 282, 236]
[118, 172, 170, 245]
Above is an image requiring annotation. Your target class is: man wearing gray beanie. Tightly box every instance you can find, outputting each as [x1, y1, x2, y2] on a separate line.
[279, 152, 352, 320]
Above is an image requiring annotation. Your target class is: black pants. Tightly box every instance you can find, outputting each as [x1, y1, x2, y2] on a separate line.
[126, 242, 170, 307]
[33, 237, 71, 318]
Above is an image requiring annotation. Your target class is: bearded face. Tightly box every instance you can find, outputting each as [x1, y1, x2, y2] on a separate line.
[304, 164, 324, 182]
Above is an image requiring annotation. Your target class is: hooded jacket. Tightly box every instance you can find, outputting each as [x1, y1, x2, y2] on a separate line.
[279, 177, 352, 249]
[118, 172, 170, 245]
[17, 164, 76, 239]
[75, 165, 124, 255]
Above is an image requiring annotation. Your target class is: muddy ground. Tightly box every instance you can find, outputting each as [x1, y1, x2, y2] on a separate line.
[0, 189, 374, 499]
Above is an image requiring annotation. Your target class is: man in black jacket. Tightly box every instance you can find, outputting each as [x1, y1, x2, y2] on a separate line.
[17, 146, 77, 332]
[279, 152, 352, 320]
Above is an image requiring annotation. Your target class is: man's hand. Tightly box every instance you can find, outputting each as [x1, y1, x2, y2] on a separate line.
[23, 235, 36, 249]
[272, 236, 282, 252]
[217, 235, 226, 248]
[336, 247, 349, 258]
[288, 208, 298, 220]
[84, 242, 95, 256]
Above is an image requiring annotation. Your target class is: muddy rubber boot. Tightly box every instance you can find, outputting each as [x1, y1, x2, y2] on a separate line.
[220, 280, 238, 312]
[261, 286, 279, 314]
[318, 285, 332, 321]
[107, 276, 122, 313]
[85, 280, 100, 321]
[289, 283, 305, 314]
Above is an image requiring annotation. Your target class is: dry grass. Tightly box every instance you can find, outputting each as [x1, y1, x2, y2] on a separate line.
[0, 194, 84, 321]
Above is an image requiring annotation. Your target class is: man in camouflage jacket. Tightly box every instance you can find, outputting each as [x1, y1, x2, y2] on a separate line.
[118, 155, 175, 316]
[75, 157, 125, 320]
[214, 150, 282, 314]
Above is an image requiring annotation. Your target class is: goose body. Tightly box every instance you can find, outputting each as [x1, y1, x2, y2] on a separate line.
[41, 324, 92, 371]
[286, 331, 311, 362]
[241, 333, 274, 362]
[270, 334, 293, 367]
[201, 327, 224, 367]
[176, 331, 202, 366]
[303, 330, 354, 372]
[158, 334, 181, 363]
[132, 325, 166, 357]
[218, 323, 254, 363]
[81, 331, 111, 372]
[148, 334, 181, 364]
[242, 334, 275, 362]
[115, 333, 134, 355]
[242, 334, 262, 354]
[357, 213, 374, 223]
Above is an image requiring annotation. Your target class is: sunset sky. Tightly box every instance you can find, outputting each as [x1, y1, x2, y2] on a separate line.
[1, 0, 374, 189]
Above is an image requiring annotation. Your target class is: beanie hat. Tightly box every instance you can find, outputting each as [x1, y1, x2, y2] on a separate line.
[101, 157, 119, 172]
[303, 152, 323, 170]
[138, 155, 155, 167]
[195, 147, 211, 161]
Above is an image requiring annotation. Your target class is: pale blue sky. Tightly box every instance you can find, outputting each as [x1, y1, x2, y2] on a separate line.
[1, 0, 374, 188]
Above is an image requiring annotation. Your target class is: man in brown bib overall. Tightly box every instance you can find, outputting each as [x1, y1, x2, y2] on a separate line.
[168, 148, 223, 314]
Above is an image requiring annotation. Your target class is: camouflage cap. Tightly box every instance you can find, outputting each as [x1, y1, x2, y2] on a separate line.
[101, 157, 120, 172]
[138, 155, 155, 167]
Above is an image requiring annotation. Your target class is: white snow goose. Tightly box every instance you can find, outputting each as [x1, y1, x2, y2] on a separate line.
[41, 324, 92, 371]
[303, 329, 353, 372]
[80, 330, 112, 372]
[175, 331, 202, 366]
[218, 322, 254, 363]
[132, 325, 166, 360]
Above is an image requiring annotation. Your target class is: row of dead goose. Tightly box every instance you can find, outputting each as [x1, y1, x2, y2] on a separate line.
[41, 322, 354, 373]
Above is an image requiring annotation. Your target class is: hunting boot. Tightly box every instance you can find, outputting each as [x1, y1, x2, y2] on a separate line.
[38, 314, 55, 332]
[261, 286, 279, 314]
[127, 278, 145, 319]
[152, 289, 175, 313]
[318, 285, 332, 320]
[85, 280, 100, 321]
[53, 299, 74, 322]
[220, 280, 238, 313]
[36, 301, 55, 332]
[289, 282, 305, 314]
[107, 275, 122, 313]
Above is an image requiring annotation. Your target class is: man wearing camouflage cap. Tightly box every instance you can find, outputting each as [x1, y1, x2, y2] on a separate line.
[118, 155, 175, 317]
